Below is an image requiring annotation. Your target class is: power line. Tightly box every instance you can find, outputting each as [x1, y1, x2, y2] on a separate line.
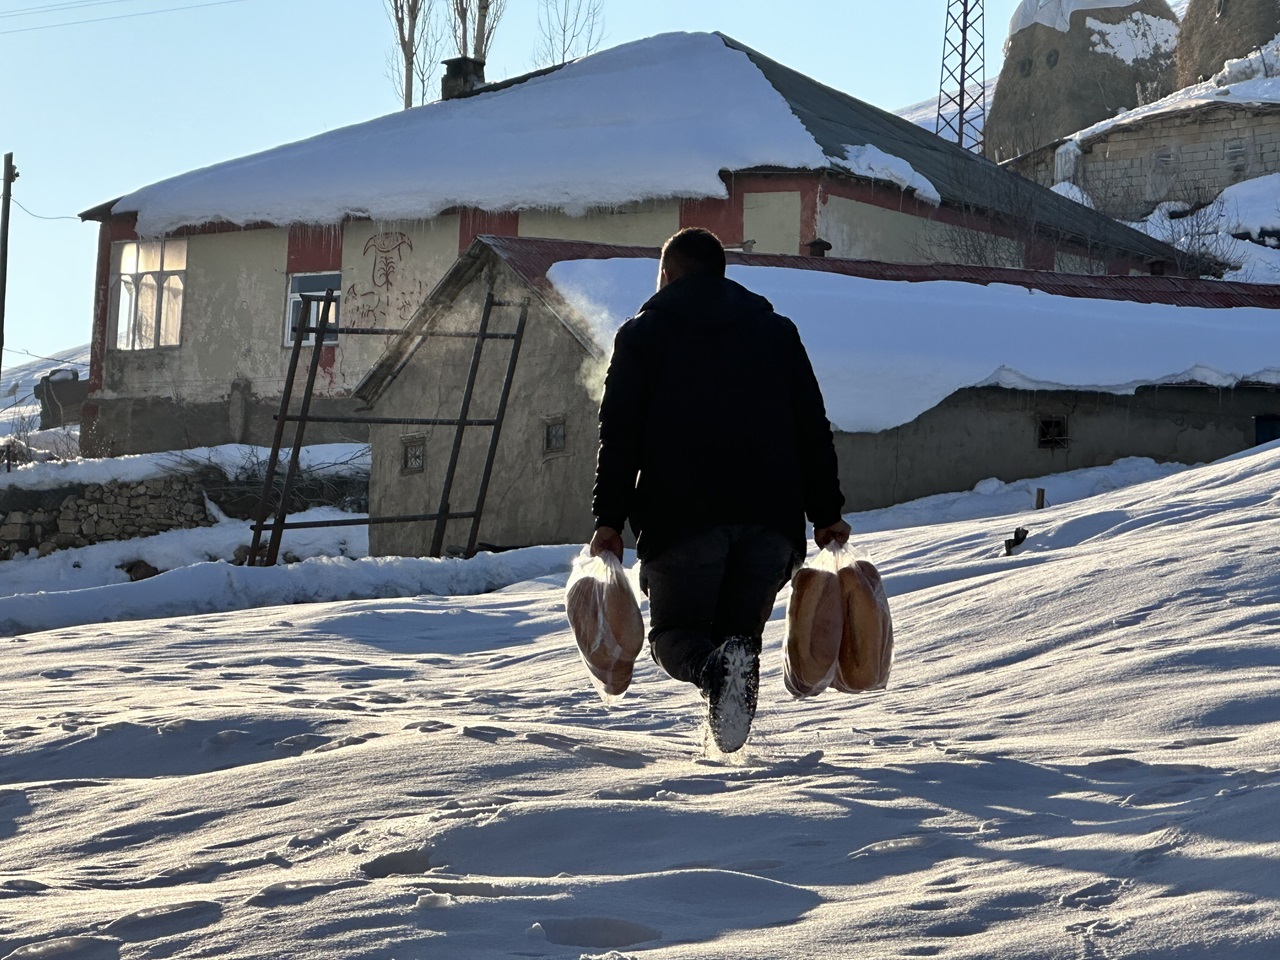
[3, 347, 90, 366]
[11, 197, 79, 222]
[0, 0, 252, 36]
[0, 0, 151, 22]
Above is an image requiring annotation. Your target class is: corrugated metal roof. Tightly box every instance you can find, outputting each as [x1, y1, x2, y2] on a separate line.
[482, 234, 1280, 310]
[716, 35, 1191, 269]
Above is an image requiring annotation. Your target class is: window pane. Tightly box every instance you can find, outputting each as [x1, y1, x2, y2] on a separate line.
[117, 242, 138, 275]
[116, 278, 136, 349]
[138, 241, 163, 273]
[137, 275, 159, 349]
[160, 276, 183, 346]
[163, 238, 187, 272]
[289, 271, 342, 295]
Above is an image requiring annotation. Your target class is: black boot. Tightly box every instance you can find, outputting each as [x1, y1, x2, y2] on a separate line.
[700, 637, 759, 753]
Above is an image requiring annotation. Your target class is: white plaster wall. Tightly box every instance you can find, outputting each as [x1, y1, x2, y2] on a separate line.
[743, 191, 801, 255]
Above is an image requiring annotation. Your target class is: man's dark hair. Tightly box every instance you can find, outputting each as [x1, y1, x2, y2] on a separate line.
[661, 227, 726, 279]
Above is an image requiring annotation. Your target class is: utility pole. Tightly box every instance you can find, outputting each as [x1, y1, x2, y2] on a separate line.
[936, 0, 986, 154]
[0, 152, 16, 383]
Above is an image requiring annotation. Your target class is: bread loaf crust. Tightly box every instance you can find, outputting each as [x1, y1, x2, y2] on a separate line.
[832, 560, 893, 692]
[567, 571, 644, 696]
[784, 567, 842, 697]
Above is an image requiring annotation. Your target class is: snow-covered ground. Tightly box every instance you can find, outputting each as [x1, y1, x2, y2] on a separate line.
[3, 439, 1279, 958]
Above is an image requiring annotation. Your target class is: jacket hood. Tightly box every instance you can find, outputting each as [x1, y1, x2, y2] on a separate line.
[638, 274, 775, 327]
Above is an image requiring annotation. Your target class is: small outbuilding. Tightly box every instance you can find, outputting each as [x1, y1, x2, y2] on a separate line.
[985, 0, 1181, 163]
[354, 236, 1280, 557]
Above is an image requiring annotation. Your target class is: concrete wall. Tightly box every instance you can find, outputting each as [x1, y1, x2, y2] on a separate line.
[817, 193, 1024, 268]
[835, 383, 1280, 511]
[368, 263, 599, 557]
[1010, 107, 1280, 221]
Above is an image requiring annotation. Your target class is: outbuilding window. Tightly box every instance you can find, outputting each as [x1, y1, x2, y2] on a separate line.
[111, 239, 186, 350]
[544, 418, 566, 454]
[285, 272, 342, 347]
[1037, 416, 1069, 449]
[401, 435, 425, 474]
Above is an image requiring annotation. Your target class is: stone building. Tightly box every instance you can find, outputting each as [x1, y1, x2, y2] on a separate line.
[79, 32, 1187, 459]
[985, 0, 1181, 163]
[1008, 33, 1280, 222]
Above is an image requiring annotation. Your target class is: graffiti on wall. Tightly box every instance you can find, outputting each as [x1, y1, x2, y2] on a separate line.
[345, 230, 430, 331]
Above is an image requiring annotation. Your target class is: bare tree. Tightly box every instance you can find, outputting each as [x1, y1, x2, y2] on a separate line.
[534, 0, 604, 67]
[386, 0, 447, 109]
[448, 0, 506, 61]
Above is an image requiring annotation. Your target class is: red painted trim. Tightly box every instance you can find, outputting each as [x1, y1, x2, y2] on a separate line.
[459, 208, 519, 252]
[87, 215, 139, 395]
[679, 192, 744, 246]
[287, 224, 343, 273]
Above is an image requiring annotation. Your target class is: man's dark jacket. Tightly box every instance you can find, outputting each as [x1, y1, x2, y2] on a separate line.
[592, 272, 845, 560]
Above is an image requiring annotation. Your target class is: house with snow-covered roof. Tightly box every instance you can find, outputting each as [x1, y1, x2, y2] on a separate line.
[78, 31, 1190, 458]
[353, 235, 1280, 558]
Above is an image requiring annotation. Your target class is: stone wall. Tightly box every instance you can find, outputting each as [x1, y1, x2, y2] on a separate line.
[0, 467, 369, 562]
[1009, 107, 1280, 221]
[0, 472, 217, 561]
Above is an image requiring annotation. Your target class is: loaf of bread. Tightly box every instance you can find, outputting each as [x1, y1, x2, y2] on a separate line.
[783, 567, 843, 697]
[567, 566, 645, 696]
[832, 560, 894, 692]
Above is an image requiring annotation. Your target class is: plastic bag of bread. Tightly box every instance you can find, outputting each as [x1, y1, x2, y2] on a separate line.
[826, 548, 894, 693]
[783, 559, 843, 697]
[784, 544, 894, 696]
[565, 549, 645, 702]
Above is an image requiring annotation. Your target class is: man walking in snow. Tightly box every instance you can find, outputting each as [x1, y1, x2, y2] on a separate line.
[589, 227, 849, 752]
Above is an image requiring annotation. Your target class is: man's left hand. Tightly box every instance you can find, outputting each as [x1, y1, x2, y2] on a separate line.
[590, 525, 624, 561]
[814, 519, 851, 550]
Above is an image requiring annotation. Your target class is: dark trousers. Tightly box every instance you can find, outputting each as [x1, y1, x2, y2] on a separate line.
[639, 524, 800, 686]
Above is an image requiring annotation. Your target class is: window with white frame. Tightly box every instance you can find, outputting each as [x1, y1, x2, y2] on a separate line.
[111, 239, 186, 350]
[285, 272, 342, 346]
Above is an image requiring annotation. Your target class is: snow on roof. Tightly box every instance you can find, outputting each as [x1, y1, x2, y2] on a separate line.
[107, 33, 941, 238]
[1086, 12, 1179, 64]
[1070, 32, 1280, 143]
[893, 79, 996, 136]
[547, 256, 1280, 434]
[1008, 0, 1141, 40]
[1218, 172, 1280, 238]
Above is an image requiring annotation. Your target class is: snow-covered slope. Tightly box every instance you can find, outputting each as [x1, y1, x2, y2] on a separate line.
[1, 442, 1278, 958]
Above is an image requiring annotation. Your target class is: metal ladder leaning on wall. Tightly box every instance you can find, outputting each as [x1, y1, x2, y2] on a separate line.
[246, 289, 530, 566]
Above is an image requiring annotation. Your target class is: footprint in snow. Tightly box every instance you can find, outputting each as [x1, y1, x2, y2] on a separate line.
[245, 878, 366, 907]
[404, 720, 454, 733]
[0, 936, 120, 959]
[530, 917, 662, 950]
[102, 901, 222, 941]
[1059, 877, 1129, 910]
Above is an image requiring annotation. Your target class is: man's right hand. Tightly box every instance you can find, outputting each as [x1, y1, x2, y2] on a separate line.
[814, 519, 851, 550]
[590, 525, 624, 561]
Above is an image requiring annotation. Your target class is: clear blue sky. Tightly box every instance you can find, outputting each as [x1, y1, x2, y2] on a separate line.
[2, 0, 1025, 363]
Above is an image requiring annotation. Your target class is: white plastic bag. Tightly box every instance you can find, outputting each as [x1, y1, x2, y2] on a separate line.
[565, 548, 645, 702]
[784, 543, 894, 696]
